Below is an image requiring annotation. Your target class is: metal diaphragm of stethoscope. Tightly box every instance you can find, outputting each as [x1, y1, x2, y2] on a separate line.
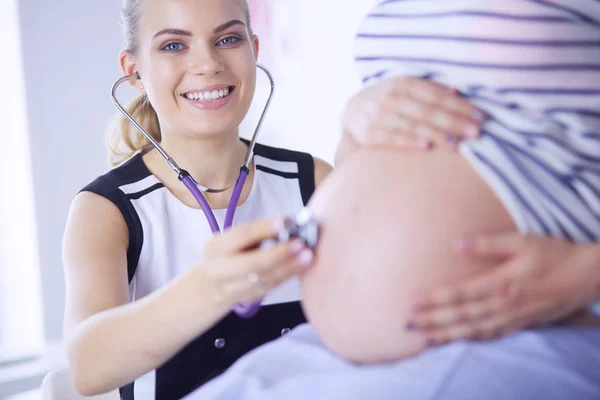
[111, 65, 319, 318]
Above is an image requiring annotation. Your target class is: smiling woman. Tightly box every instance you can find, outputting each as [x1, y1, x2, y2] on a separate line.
[61, 0, 331, 399]
[108, 0, 258, 166]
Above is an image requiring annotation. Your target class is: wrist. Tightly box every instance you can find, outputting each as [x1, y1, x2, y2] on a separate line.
[577, 243, 600, 301]
[335, 131, 359, 166]
[589, 244, 600, 300]
[185, 266, 234, 320]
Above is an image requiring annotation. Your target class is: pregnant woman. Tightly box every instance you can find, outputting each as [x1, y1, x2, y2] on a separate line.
[187, 1, 600, 398]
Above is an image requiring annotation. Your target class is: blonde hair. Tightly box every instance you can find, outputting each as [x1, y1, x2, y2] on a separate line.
[107, 0, 253, 166]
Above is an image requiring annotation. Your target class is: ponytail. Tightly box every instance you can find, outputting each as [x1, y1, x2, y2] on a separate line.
[106, 93, 160, 166]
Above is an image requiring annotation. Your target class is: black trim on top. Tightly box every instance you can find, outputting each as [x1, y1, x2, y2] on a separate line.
[248, 140, 316, 205]
[120, 382, 134, 400]
[80, 153, 150, 284]
[256, 165, 300, 179]
[297, 154, 315, 206]
[127, 182, 165, 200]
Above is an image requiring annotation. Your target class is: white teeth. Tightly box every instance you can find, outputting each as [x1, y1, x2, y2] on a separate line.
[186, 87, 231, 101]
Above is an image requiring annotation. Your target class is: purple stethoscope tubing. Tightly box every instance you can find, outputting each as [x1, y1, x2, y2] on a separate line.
[111, 65, 275, 318]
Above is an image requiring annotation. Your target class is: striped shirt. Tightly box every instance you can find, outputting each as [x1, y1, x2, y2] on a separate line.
[356, 0, 600, 243]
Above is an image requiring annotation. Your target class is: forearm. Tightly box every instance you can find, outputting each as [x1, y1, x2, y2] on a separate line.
[68, 267, 230, 396]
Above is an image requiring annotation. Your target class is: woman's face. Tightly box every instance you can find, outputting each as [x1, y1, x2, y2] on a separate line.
[127, 0, 259, 139]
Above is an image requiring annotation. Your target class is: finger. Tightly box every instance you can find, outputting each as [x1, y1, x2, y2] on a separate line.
[411, 267, 514, 311]
[473, 300, 549, 340]
[358, 100, 423, 147]
[363, 124, 433, 151]
[420, 303, 524, 346]
[225, 242, 314, 301]
[431, 297, 551, 345]
[407, 297, 494, 331]
[397, 78, 486, 137]
[457, 232, 526, 258]
[203, 218, 282, 258]
[419, 317, 507, 346]
[389, 93, 480, 145]
[222, 238, 310, 281]
[410, 276, 526, 331]
[398, 77, 485, 122]
[386, 118, 458, 151]
[261, 248, 314, 288]
[381, 96, 455, 147]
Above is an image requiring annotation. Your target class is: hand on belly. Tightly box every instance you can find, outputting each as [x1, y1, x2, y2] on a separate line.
[300, 148, 516, 363]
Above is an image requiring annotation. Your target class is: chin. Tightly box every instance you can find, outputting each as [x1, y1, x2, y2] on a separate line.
[179, 123, 241, 139]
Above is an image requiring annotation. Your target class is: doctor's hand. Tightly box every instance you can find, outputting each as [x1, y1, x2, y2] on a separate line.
[406, 233, 600, 346]
[199, 218, 314, 306]
[341, 77, 486, 151]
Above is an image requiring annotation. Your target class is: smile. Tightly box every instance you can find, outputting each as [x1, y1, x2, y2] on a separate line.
[182, 86, 235, 102]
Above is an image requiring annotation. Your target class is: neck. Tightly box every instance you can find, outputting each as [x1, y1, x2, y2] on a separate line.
[157, 130, 247, 190]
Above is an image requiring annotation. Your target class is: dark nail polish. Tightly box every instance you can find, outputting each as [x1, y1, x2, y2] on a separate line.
[472, 109, 487, 122]
[445, 134, 459, 145]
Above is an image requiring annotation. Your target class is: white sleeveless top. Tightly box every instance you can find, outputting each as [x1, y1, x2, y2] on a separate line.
[83, 141, 316, 400]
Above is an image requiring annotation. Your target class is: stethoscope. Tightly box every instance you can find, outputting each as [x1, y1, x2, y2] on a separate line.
[111, 65, 275, 318]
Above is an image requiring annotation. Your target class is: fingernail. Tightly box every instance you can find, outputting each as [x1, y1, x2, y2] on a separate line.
[456, 236, 475, 252]
[472, 109, 487, 122]
[411, 301, 422, 312]
[445, 134, 459, 146]
[405, 321, 417, 330]
[416, 138, 432, 150]
[425, 337, 436, 347]
[464, 123, 480, 139]
[297, 249, 314, 268]
[272, 219, 283, 231]
[448, 88, 460, 96]
[288, 239, 305, 255]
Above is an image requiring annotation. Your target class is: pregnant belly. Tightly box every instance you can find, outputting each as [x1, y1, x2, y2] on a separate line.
[300, 148, 516, 363]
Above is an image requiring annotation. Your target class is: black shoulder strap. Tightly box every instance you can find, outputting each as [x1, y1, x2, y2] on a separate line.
[79, 155, 147, 283]
[251, 141, 316, 205]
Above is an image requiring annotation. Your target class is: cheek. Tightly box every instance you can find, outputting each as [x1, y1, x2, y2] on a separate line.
[238, 60, 257, 99]
[146, 60, 181, 106]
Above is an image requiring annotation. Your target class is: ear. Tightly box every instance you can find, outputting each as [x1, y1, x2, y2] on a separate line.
[119, 50, 144, 94]
[251, 34, 260, 61]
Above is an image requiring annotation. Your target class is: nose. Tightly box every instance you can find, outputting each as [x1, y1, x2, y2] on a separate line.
[188, 45, 225, 76]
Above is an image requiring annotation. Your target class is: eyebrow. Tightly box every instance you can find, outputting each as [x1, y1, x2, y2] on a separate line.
[152, 20, 246, 39]
[214, 19, 245, 34]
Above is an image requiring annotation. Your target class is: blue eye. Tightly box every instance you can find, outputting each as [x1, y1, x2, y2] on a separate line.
[217, 36, 242, 46]
[162, 42, 184, 52]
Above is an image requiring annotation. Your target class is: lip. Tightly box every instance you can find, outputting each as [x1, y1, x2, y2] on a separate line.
[181, 85, 236, 111]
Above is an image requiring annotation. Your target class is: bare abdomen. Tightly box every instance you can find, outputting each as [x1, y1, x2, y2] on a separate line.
[300, 148, 516, 363]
